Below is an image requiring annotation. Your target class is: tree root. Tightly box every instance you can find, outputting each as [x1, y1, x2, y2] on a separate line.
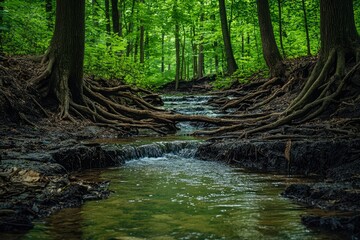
[197, 48, 360, 139]
[21, 55, 248, 136]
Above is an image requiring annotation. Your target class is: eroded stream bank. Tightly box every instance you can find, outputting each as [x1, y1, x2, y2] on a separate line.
[1, 94, 360, 239]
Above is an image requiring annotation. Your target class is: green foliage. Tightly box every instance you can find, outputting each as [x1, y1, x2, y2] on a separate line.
[1, 0, 360, 90]
[2, 0, 51, 55]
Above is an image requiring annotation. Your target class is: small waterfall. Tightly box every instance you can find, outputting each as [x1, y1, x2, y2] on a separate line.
[103, 141, 200, 163]
[162, 95, 220, 117]
[162, 95, 222, 134]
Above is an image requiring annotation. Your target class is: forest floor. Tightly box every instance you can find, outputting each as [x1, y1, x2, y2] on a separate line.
[0, 56, 360, 238]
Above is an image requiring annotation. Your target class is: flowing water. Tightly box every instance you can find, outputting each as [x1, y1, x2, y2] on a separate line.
[20, 95, 343, 239]
[162, 95, 221, 135]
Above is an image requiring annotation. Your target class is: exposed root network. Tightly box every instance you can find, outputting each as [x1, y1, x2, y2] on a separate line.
[198, 54, 360, 139]
[0, 56, 239, 136]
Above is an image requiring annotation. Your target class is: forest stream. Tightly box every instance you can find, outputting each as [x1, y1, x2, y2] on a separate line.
[5, 95, 347, 240]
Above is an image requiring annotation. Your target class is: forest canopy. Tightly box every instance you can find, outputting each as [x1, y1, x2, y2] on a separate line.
[2, 0, 359, 89]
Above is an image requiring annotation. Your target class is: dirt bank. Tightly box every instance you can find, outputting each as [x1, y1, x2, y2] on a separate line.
[195, 138, 360, 238]
[0, 123, 125, 232]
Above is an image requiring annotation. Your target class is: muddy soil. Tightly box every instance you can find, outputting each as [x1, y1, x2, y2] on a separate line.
[0, 123, 125, 231]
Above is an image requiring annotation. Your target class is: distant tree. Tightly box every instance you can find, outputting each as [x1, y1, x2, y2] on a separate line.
[139, 0, 145, 64]
[256, 0, 283, 77]
[277, 0, 285, 57]
[301, 0, 311, 56]
[0, 0, 4, 55]
[111, 0, 120, 36]
[218, 0, 238, 75]
[173, 0, 180, 90]
[45, 0, 53, 28]
[197, 1, 205, 78]
[105, 0, 111, 34]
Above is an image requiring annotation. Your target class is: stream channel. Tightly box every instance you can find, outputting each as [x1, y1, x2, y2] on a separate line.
[22, 95, 343, 239]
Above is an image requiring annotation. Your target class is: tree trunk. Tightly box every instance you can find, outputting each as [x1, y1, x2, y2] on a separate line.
[105, 0, 111, 35]
[161, 32, 165, 73]
[126, 0, 136, 57]
[191, 25, 198, 79]
[111, 0, 120, 35]
[257, 0, 283, 77]
[139, 0, 145, 64]
[181, 26, 186, 80]
[119, 0, 123, 37]
[284, 0, 360, 122]
[139, 27, 145, 63]
[319, 0, 358, 57]
[277, 0, 285, 57]
[211, 14, 219, 73]
[45, 0, 53, 29]
[0, 0, 4, 55]
[302, 0, 311, 56]
[134, 31, 139, 62]
[197, 7, 205, 79]
[175, 23, 180, 90]
[218, 0, 238, 75]
[44, 0, 85, 116]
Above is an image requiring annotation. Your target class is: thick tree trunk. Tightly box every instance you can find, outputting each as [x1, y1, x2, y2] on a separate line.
[302, 0, 311, 56]
[257, 0, 283, 77]
[46, 0, 85, 114]
[285, 0, 360, 122]
[218, 0, 238, 75]
[319, 0, 358, 57]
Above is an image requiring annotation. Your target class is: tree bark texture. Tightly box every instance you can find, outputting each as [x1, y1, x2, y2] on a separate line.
[48, 0, 85, 106]
[319, 0, 359, 57]
[219, 0, 238, 75]
[257, 0, 283, 77]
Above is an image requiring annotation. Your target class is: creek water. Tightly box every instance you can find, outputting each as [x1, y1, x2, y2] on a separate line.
[22, 95, 343, 239]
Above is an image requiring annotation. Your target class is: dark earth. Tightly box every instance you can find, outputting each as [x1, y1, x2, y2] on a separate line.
[1, 56, 360, 239]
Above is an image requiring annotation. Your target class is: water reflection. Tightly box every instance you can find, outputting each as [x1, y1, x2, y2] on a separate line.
[24, 154, 343, 239]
